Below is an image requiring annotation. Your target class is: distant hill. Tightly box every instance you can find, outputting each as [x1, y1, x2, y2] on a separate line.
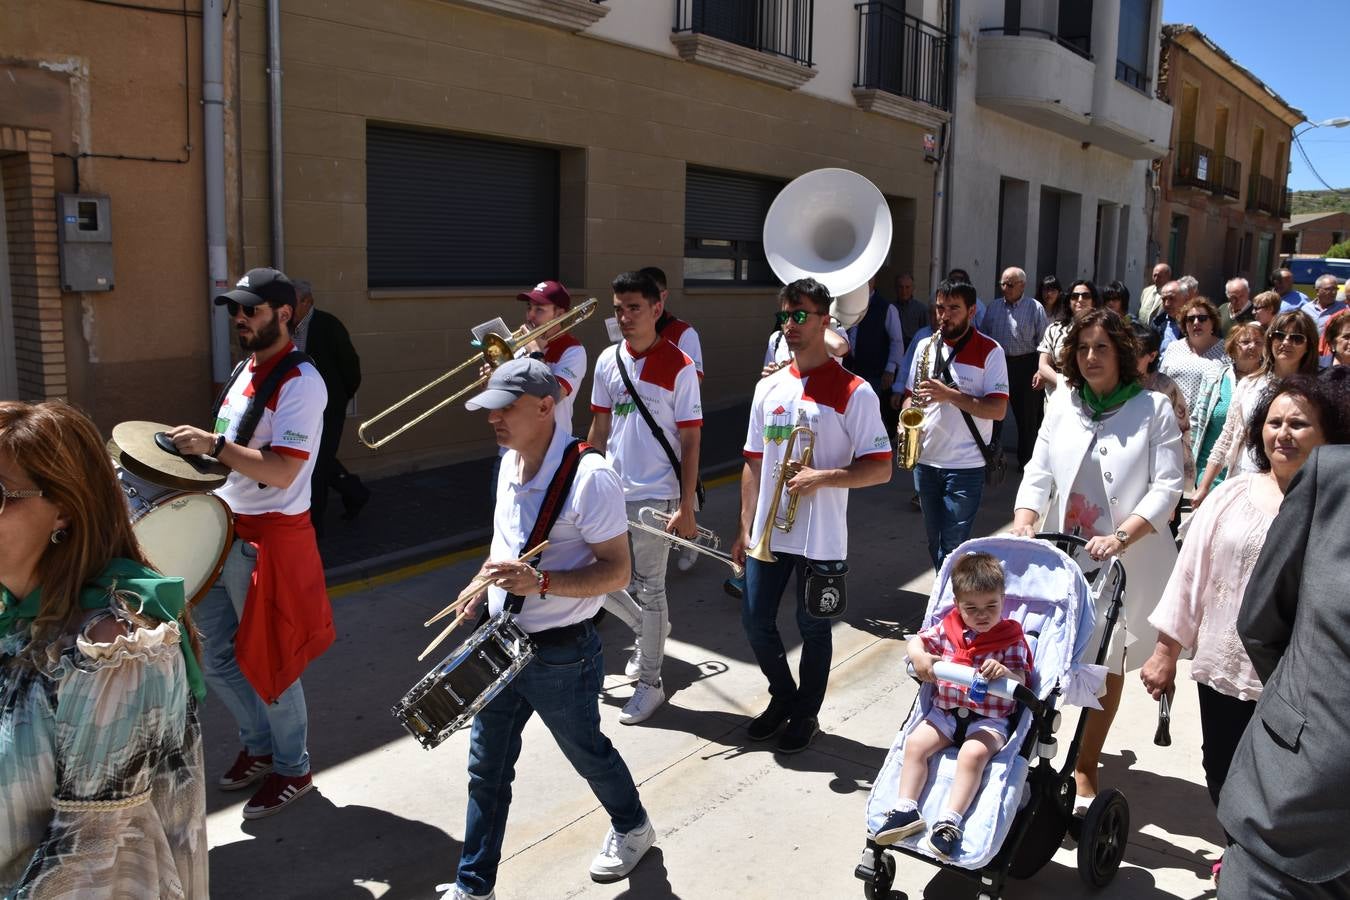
[1291, 189, 1350, 216]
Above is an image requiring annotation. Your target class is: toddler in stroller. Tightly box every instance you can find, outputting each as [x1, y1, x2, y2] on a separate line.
[857, 535, 1122, 900]
[874, 551, 1034, 860]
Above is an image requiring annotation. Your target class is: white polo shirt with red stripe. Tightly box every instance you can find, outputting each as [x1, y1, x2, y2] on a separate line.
[212, 343, 327, 516]
[743, 359, 890, 560]
[590, 338, 702, 501]
[903, 328, 1009, 470]
[540, 333, 587, 434]
[659, 315, 704, 376]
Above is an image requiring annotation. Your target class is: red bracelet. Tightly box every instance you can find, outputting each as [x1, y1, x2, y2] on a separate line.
[537, 570, 551, 596]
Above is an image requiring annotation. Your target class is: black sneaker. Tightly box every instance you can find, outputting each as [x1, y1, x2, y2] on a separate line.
[927, 821, 963, 861]
[874, 808, 926, 846]
[746, 699, 793, 741]
[776, 715, 819, 754]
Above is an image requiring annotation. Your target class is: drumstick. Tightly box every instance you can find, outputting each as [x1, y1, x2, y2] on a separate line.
[418, 608, 473, 662]
[423, 540, 551, 627]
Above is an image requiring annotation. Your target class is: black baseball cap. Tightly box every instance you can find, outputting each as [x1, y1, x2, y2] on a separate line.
[214, 267, 297, 308]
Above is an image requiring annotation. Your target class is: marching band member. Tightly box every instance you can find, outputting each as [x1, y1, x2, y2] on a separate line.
[166, 267, 333, 819]
[442, 359, 654, 900]
[514, 280, 587, 434]
[732, 277, 891, 754]
[589, 271, 702, 725]
[641, 266, 704, 379]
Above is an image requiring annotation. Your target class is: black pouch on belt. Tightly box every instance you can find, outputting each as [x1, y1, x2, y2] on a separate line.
[804, 560, 848, 619]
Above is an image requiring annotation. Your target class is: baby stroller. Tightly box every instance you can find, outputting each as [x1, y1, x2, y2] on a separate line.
[855, 534, 1126, 899]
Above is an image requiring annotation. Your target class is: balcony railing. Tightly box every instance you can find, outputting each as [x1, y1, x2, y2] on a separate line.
[1115, 58, 1150, 93]
[1212, 155, 1241, 200]
[1174, 141, 1214, 191]
[674, 0, 814, 67]
[977, 26, 1092, 60]
[854, 3, 950, 111]
[1248, 173, 1277, 215]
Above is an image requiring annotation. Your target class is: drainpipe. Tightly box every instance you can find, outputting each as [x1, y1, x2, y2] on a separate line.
[203, 0, 230, 382]
[267, 0, 285, 270]
[929, 0, 959, 293]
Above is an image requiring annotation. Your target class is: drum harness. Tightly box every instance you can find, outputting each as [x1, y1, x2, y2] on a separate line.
[211, 350, 312, 487]
[491, 438, 601, 648]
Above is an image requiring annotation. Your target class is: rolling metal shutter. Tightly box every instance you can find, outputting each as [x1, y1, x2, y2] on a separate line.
[367, 127, 559, 288]
[685, 168, 781, 242]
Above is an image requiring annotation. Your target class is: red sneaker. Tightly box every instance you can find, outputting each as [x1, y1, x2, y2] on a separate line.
[218, 751, 273, 791]
[242, 772, 314, 819]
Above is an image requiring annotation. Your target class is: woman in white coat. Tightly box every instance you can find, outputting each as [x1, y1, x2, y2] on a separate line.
[1010, 308, 1185, 811]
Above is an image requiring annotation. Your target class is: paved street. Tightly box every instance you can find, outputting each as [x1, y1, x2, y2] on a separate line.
[204, 471, 1223, 900]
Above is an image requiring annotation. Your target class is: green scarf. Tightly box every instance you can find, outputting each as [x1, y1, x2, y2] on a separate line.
[1080, 380, 1143, 421]
[0, 558, 205, 701]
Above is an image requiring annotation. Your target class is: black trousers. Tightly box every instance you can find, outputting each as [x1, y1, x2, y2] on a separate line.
[310, 412, 366, 535]
[1004, 353, 1044, 467]
[1198, 682, 1257, 813]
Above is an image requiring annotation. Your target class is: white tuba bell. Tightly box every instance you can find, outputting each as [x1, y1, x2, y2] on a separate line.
[762, 168, 893, 328]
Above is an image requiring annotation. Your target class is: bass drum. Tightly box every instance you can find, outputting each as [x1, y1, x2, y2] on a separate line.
[118, 466, 234, 607]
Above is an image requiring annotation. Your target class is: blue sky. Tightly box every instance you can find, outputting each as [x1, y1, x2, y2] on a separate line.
[1162, 0, 1350, 191]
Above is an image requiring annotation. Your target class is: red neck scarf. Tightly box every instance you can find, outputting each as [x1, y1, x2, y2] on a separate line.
[940, 606, 1026, 667]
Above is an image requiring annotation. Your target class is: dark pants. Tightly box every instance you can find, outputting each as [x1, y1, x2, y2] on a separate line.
[1004, 353, 1044, 467]
[1220, 842, 1350, 900]
[309, 412, 367, 536]
[456, 622, 646, 895]
[875, 383, 900, 454]
[1198, 682, 1257, 816]
[742, 554, 834, 719]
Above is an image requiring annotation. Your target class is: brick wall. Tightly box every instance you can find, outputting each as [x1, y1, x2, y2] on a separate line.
[0, 126, 65, 401]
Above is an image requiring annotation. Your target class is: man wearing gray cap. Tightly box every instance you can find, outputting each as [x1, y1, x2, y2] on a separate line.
[441, 359, 656, 900]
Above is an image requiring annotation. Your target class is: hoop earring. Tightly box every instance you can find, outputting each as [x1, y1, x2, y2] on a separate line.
[50, 528, 67, 545]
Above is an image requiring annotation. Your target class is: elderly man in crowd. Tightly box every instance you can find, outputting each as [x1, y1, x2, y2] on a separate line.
[1139, 262, 1172, 323]
[1151, 280, 1185, 354]
[1218, 277, 1256, 336]
[1274, 267, 1310, 312]
[979, 266, 1047, 468]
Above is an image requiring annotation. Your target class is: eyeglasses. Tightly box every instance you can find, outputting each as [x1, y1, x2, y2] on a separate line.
[775, 309, 824, 326]
[224, 301, 262, 318]
[1184, 314, 1212, 324]
[1000, 280, 1022, 287]
[1270, 330, 1308, 346]
[1070, 291, 1093, 299]
[0, 484, 43, 517]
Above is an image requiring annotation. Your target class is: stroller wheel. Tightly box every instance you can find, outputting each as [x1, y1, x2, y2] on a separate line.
[862, 851, 895, 899]
[1076, 788, 1129, 887]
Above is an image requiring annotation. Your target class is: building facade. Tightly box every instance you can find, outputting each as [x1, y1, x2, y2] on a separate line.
[1154, 24, 1302, 300]
[1282, 212, 1350, 257]
[947, 0, 1171, 307]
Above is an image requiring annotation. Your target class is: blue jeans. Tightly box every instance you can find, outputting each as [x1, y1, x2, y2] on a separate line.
[914, 464, 985, 571]
[741, 554, 833, 720]
[194, 539, 311, 776]
[456, 622, 646, 895]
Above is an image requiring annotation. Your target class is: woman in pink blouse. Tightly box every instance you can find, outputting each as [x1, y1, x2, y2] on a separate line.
[1141, 374, 1349, 883]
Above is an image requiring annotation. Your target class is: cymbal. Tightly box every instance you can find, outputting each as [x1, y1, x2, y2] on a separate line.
[109, 421, 229, 493]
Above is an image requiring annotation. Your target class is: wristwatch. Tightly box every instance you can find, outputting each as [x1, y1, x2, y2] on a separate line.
[1113, 528, 1129, 546]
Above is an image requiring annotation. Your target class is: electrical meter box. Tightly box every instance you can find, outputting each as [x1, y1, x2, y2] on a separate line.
[57, 193, 115, 292]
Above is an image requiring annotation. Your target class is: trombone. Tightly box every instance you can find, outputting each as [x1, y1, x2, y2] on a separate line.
[747, 425, 815, 564]
[627, 506, 744, 578]
[358, 298, 598, 449]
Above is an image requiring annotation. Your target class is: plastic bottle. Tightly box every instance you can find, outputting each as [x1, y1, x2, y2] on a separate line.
[968, 674, 988, 704]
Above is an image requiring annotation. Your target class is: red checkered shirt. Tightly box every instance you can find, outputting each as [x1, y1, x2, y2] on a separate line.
[919, 620, 1033, 719]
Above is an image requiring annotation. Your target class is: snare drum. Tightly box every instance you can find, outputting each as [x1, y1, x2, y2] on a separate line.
[117, 466, 234, 607]
[393, 613, 536, 749]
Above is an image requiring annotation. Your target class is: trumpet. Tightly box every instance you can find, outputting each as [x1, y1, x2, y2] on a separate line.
[627, 506, 744, 578]
[358, 299, 598, 449]
[748, 425, 815, 564]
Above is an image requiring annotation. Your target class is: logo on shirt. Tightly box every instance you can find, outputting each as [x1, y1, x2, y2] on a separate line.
[613, 391, 636, 417]
[281, 429, 309, 443]
[764, 405, 794, 444]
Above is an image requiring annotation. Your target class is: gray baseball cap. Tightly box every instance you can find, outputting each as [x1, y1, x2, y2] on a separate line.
[465, 358, 561, 410]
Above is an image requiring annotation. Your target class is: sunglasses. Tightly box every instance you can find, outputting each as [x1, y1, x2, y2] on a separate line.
[776, 309, 824, 326]
[1070, 291, 1093, 299]
[1270, 330, 1308, 345]
[225, 301, 263, 318]
[0, 483, 44, 517]
[1185, 314, 1211, 324]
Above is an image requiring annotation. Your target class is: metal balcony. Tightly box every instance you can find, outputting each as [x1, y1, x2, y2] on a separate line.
[1247, 173, 1277, 215]
[674, 0, 814, 67]
[854, 3, 951, 112]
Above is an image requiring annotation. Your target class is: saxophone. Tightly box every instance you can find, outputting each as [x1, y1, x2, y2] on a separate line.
[896, 335, 933, 470]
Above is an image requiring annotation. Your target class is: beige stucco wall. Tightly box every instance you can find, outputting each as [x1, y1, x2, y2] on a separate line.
[0, 0, 236, 429]
[237, 0, 939, 475]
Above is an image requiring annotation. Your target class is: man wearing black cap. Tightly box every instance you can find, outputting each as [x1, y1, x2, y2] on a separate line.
[441, 358, 655, 900]
[167, 267, 334, 820]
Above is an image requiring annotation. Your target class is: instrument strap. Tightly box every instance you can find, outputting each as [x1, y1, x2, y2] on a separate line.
[503, 439, 599, 615]
[210, 350, 313, 450]
[927, 329, 998, 461]
[612, 345, 705, 506]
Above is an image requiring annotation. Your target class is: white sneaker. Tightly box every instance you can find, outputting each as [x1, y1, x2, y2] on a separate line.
[435, 884, 494, 900]
[589, 816, 656, 883]
[619, 680, 665, 725]
[676, 546, 698, 571]
[624, 647, 644, 680]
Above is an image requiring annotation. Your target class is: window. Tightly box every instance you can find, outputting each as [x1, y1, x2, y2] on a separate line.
[1168, 214, 1188, 273]
[684, 168, 783, 286]
[1057, 0, 1092, 57]
[366, 126, 559, 288]
[1116, 0, 1152, 91]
